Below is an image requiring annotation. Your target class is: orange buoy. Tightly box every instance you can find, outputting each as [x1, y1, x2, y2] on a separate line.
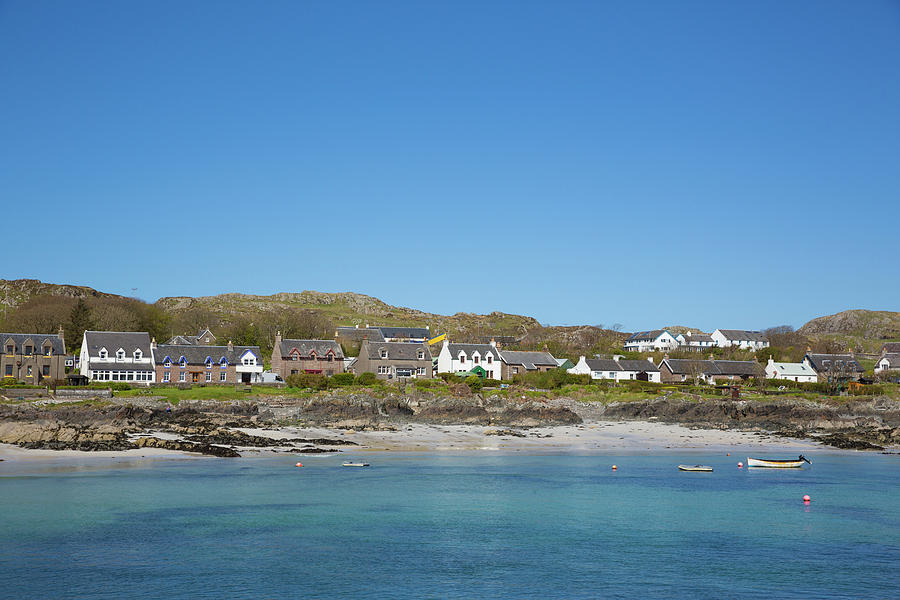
[726, 453, 730, 456]
[611, 465, 617, 470]
[803, 495, 811, 503]
[295, 462, 303, 468]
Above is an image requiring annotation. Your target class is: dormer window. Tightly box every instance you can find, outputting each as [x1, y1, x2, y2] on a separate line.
[163, 358, 172, 368]
[205, 357, 213, 368]
[473, 354, 480, 364]
[99, 348, 108, 359]
[133, 349, 142, 360]
[417, 350, 425, 360]
[116, 349, 125, 361]
[242, 353, 256, 366]
[220, 357, 228, 368]
[459, 353, 467, 363]
[179, 357, 187, 368]
[380, 348, 388, 359]
[5, 344, 13, 355]
[24, 345, 33, 356]
[486, 355, 493, 364]
[44, 344, 53, 356]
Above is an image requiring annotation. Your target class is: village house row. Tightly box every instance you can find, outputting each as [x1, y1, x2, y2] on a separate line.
[1, 324, 897, 386]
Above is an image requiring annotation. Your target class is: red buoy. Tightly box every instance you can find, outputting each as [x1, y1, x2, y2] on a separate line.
[737, 462, 743, 468]
[295, 462, 303, 468]
[803, 495, 811, 503]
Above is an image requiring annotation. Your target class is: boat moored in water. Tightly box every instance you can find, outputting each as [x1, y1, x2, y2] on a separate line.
[678, 465, 714, 472]
[746, 455, 810, 468]
[342, 462, 370, 467]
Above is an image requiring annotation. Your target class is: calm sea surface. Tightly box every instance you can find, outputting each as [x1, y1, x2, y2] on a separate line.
[1, 452, 898, 599]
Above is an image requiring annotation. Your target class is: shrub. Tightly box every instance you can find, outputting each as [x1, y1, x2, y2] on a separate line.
[465, 375, 483, 392]
[329, 373, 356, 387]
[414, 378, 443, 389]
[355, 372, 377, 386]
[513, 369, 588, 390]
[286, 373, 328, 390]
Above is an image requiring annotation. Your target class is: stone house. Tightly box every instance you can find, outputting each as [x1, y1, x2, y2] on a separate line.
[352, 339, 432, 380]
[1, 327, 68, 384]
[803, 353, 864, 383]
[658, 358, 763, 384]
[499, 350, 558, 379]
[153, 340, 263, 384]
[271, 332, 344, 378]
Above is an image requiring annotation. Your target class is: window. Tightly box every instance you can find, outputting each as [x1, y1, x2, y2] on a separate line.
[5, 344, 13, 354]
[25, 346, 33, 356]
[179, 372, 185, 382]
[134, 349, 142, 360]
[163, 372, 170, 382]
[4, 364, 11, 376]
[512, 367, 519, 374]
[42, 365, 50, 376]
[459, 354, 466, 363]
[416, 367, 425, 376]
[99, 348, 108, 359]
[116, 349, 125, 360]
[242, 354, 256, 366]
[380, 349, 388, 359]
[220, 371, 226, 382]
[417, 351, 425, 360]
[205, 359, 212, 369]
[44, 346, 52, 356]
[26, 365, 32, 376]
[206, 372, 211, 382]
[164, 359, 171, 368]
[473, 355, 479, 364]
[486, 355, 492, 364]
[179, 358, 187, 368]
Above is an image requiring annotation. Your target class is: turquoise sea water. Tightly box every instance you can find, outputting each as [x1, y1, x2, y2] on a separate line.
[1, 452, 899, 599]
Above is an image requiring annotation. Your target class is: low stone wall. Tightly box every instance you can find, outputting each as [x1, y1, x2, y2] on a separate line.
[1, 387, 49, 399]
[54, 388, 114, 399]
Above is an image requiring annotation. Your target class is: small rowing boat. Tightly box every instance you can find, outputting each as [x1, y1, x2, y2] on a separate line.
[678, 465, 713, 472]
[342, 462, 370, 467]
[746, 455, 810, 468]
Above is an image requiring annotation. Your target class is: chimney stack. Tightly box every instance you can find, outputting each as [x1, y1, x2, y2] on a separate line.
[227, 340, 234, 351]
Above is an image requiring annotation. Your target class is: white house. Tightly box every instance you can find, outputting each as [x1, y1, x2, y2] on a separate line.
[875, 354, 900, 375]
[623, 330, 679, 353]
[765, 358, 817, 383]
[675, 331, 715, 351]
[80, 331, 156, 384]
[437, 339, 503, 380]
[711, 329, 769, 351]
[568, 355, 660, 382]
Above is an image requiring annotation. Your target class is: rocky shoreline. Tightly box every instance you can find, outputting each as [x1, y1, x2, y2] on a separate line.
[0, 391, 898, 456]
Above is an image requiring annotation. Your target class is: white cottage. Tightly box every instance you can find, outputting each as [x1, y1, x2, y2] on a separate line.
[623, 330, 679, 353]
[765, 358, 817, 383]
[437, 339, 503, 380]
[875, 354, 900, 375]
[568, 355, 660, 382]
[711, 329, 769, 351]
[80, 331, 156, 384]
[675, 331, 715, 351]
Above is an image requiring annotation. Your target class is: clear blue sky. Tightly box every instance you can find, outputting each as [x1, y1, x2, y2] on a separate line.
[2, 1, 898, 331]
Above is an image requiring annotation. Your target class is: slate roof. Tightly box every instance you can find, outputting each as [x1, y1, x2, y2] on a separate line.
[375, 326, 430, 339]
[279, 339, 343, 359]
[154, 344, 261, 366]
[617, 359, 661, 373]
[1, 333, 66, 354]
[805, 354, 864, 373]
[881, 343, 900, 355]
[363, 342, 432, 361]
[716, 329, 768, 343]
[83, 331, 153, 357]
[680, 333, 714, 344]
[336, 327, 385, 342]
[662, 359, 763, 377]
[626, 330, 669, 342]
[767, 361, 817, 377]
[447, 343, 500, 357]
[500, 351, 557, 370]
[584, 358, 621, 372]
[164, 328, 216, 346]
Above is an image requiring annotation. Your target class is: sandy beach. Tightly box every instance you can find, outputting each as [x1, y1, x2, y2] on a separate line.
[0, 420, 853, 463]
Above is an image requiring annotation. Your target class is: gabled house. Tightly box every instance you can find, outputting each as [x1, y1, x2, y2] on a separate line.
[1, 327, 68, 383]
[803, 353, 864, 383]
[710, 329, 769, 351]
[436, 339, 503, 380]
[353, 339, 432, 380]
[271, 332, 344, 378]
[675, 331, 715, 351]
[499, 350, 558, 379]
[880, 342, 900, 356]
[623, 330, 679, 353]
[79, 331, 156, 384]
[658, 358, 763, 384]
[568, 356, 660, 382]
[165, 327, 217, 346]
[765, 358, 817, 383]
[153, 340, 262, 384]
[875, 354, 900, 375]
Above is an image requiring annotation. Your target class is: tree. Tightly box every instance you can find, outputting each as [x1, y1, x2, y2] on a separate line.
[67, 298, 94, 352]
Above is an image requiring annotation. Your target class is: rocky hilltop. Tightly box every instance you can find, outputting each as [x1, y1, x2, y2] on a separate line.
[799, 309, 900, 339]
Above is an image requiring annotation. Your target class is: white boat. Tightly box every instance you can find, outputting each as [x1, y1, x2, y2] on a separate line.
[341, 462, 370, 467]
[746, 455, 810, 468]
[678, 465, 713, 472]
